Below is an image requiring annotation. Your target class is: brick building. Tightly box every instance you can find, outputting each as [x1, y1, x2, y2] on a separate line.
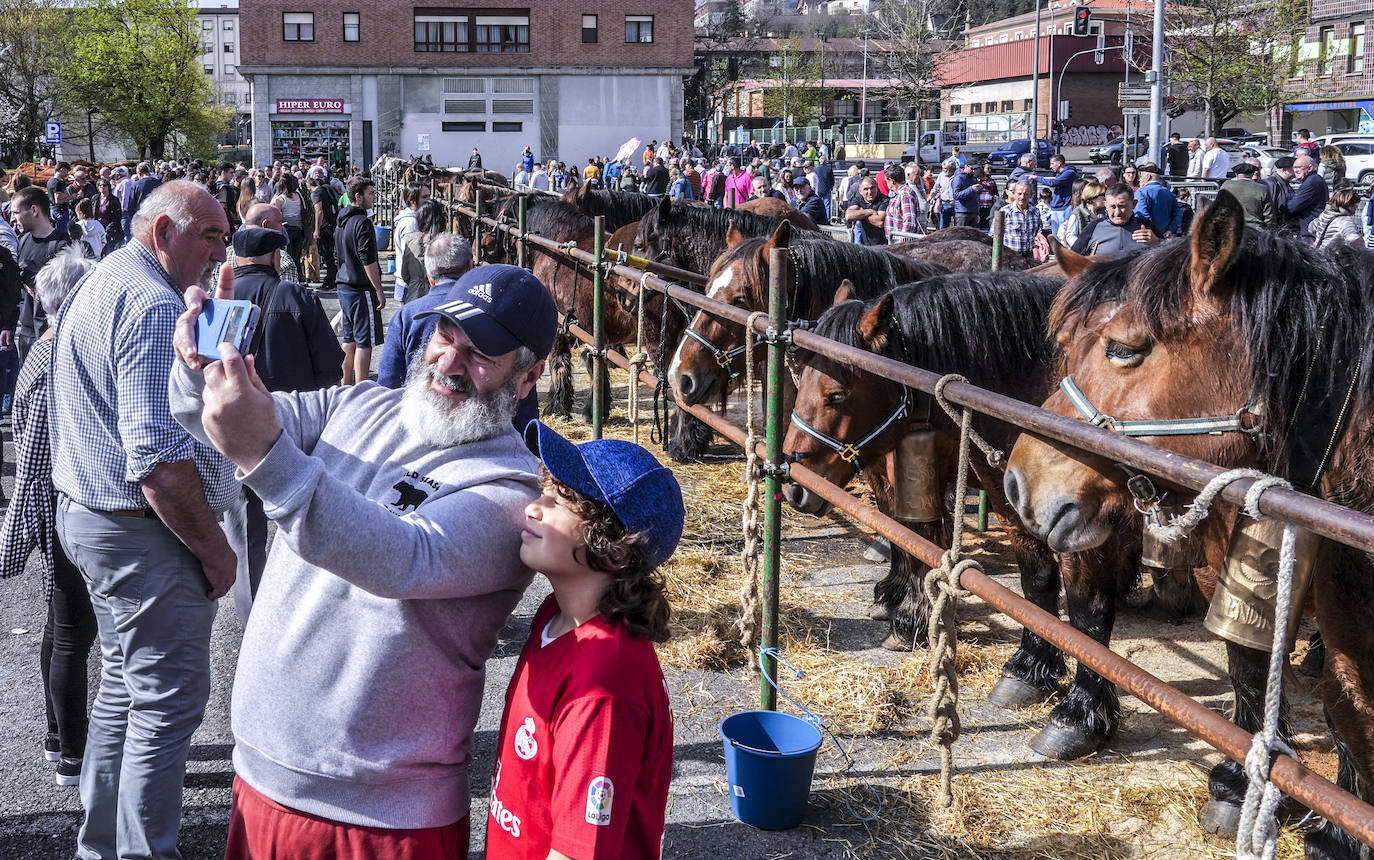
[1285, 0, 1374, 138]
[238, 0, 695, 170]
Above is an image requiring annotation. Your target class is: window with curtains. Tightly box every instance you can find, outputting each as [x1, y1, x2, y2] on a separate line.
[282, 12, 313, 41]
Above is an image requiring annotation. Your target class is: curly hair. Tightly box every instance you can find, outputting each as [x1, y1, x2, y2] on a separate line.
[546, 473, 672, 643]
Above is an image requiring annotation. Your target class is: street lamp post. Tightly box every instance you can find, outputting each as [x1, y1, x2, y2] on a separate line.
[1030, 0, 1044, 141]
[861, 34, 868, 144]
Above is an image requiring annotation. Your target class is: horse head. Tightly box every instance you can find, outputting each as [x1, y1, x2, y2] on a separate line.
[1004, 192, 1261, 553]
[783, 282, 910, 515]
[669, 220, 790, 407]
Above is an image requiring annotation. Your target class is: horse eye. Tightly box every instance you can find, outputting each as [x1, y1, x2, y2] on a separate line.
[826, 390, 846, 404]
[1104, 340, 1145, 363]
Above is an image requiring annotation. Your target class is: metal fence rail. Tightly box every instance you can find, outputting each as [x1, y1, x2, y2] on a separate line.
[437, 187, 1374, 849]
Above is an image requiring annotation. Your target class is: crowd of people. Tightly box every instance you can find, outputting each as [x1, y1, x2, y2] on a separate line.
[0, 149, 688, 860]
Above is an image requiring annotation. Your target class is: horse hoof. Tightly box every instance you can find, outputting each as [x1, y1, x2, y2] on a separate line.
[880, 633, 914, 652]
[863, 538, 892, 563]
[987, 675, 1052, 710]
[1199, 799, 1241, 840]
[868, 603, 892, 621]
[1297, 638, 1325, 679]
[1029, 721, 1107, 760]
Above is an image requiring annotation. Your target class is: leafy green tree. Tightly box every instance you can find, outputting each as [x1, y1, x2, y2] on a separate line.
[61, 0, 229, 159]
[760, 37, 828, 128]
[0, 0, 67, 163]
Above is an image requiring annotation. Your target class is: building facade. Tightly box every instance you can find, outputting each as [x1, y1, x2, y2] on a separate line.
[197, 0, 253, 148]
[1285, 0, 1374, 138]
[239, 0, 694, 170]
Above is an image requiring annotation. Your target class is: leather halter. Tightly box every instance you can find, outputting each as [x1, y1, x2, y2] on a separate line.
[789, 386, 912, 474]
[682, 327, 767, 382]
[1060, 375, 1263, 440]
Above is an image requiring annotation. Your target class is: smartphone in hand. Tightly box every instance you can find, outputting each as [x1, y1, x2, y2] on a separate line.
[195, 299, 260, 362]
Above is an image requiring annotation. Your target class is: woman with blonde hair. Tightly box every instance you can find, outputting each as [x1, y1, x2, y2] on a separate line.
[1058, 179, 1106, 248]
[237, 174, 257, 222]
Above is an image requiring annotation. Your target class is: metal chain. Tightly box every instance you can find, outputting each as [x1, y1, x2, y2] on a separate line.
[923, 373, 977, 808]
[1137, 468, 1296, 860]
[736, 311, 771, 660]
[628, 273, 651, 445]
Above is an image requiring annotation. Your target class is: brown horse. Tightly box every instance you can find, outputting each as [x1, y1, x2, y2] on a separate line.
[670, 221, 946, 411]
[1004, 193, 1374, 855]
[736, 196, 820, 230]
[784, 273, 1067, 674]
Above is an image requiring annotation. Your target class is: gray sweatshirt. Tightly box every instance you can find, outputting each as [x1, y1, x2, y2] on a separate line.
[169, 366, 539, 829]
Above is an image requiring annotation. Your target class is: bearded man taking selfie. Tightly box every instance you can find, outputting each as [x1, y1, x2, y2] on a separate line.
[168, 262, 556, 859]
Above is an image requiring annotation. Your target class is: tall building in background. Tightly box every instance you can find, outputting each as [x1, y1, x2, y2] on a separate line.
[197, 0, 253, 151]
[238, 0, 695, 170]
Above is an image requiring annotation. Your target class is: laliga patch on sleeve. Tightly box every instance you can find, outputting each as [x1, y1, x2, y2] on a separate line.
[585, 776, 614, 826]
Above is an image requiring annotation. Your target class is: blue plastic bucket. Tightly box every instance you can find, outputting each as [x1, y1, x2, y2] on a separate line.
[719, 710, 822, 830]
[375, 225, 392, 251]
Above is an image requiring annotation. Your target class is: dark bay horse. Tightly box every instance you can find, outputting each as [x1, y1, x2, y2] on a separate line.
[783, 273, 1066, 662]
[629, 199, 824, 462]
[669, 221, 946, 411]
[1004, 193, 1374, 855]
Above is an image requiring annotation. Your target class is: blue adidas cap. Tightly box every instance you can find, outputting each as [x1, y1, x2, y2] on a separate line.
[416, 264, 557, 358]
[524, 420, 685, 570]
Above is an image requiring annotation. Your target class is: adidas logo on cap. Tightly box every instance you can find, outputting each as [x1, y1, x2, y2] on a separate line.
[467, 282, 493, 303]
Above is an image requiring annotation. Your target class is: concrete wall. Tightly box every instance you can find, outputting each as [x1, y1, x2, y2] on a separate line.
[556, 73, 677, 164]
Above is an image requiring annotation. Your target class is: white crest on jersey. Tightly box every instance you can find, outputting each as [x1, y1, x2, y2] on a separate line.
[514, 716, 538, 760]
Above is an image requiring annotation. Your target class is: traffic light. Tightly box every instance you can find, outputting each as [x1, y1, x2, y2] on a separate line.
[1166, 97, 1186, 119]
[1073, 6, 1092, 36]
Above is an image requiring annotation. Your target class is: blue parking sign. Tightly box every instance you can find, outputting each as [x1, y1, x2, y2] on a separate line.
[44, 121, 61, 144]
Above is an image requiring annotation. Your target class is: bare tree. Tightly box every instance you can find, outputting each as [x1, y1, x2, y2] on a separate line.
[867, 0, 968, 122]
[1160, 0, 1306, 137]
[0, 0, 67, 163]
[760, 36, 828, 128]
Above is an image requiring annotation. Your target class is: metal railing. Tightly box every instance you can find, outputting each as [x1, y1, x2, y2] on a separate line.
[437, 182, 1374, 849]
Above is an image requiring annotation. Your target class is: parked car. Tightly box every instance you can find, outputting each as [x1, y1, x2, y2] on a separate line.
[1311, 133, 1374, 148]
[987, 138, 1054, 168]
[1218, 127, 1268, 144]
[1333, 140, 1374, 185]
[1089, 136, 1147, 165]
[1221, 144, 1289, 176]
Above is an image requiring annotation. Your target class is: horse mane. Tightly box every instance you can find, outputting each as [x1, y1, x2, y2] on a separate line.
[659, 201, 792, 238]
[1051, 229, 1374, 471]
[716, 233, 947, 317]
[814, 272, 1059, 391]
[524, 196, 594, 240]
[575, 190, 660, 230]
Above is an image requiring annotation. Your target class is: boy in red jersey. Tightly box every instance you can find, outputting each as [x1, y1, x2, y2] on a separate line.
[487, 421, 684, 860]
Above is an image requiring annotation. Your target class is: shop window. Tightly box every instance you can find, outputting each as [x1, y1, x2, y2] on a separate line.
[625, 15, 653, 43]
[582, 14, 597, 44]
[283, 12, 314, 41]
[344, 12, 360, 42]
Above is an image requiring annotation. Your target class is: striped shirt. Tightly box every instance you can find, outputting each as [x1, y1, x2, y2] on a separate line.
[49, 240, 237, 512]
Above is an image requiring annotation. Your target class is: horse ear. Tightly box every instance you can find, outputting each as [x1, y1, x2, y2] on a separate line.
[858, 293, 894, 350]
[763, 219, 793, 253]
[1190, 190, 1245, 298]
[657, 194, 672, 220]
[725, 221, 746, 248]
[1054, 239, 1093, 279]
[833, 279, 854, 306]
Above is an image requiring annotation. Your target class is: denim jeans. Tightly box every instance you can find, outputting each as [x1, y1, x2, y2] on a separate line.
[0, 344, 19, 415]
[57, 498, 218, 860]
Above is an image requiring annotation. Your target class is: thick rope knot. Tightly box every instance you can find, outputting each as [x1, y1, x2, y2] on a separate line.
[737, 310, 773, 660]
[933, 374, 1005, 468]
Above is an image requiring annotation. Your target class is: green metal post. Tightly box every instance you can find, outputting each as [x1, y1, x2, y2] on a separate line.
[473, 188, 484, 265]
[517, 194, 528, 269]
[591, 214, 606, 440]
[990, 207, 1006, 272]
[759, 248, 789, 710]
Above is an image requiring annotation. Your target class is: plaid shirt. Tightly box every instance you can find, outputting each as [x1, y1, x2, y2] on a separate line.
[50, 240, 237, 513]
[885, 182, 924, 240]
[0, 337, 57, 600]
[1002, 205, 1043, 252]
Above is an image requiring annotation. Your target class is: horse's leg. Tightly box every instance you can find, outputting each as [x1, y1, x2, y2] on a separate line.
[1303, 549, 1374, 859]
[575, 345, 612, 423]
[866, 460, 944, 652]
[1029, 541, 1128, 759]
[541, 331, 575, 419]
[1198, 640, 1294, 839]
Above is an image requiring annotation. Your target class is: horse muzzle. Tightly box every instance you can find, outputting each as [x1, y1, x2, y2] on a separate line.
[783, 483, 831, 516]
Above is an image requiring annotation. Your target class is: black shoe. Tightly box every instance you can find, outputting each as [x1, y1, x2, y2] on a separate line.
[44, 734, 60, 763]
[55, 757, 81, 786]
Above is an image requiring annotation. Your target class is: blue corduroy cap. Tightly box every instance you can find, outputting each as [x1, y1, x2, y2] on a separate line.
[524, 420, 685, 570]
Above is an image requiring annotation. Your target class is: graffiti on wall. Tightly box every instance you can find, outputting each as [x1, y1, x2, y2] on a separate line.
[1060, 124, 1124, 146]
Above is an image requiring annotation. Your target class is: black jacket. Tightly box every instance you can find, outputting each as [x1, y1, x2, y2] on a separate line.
[233, 264, 343, 392]
[334, 205, 378, 291]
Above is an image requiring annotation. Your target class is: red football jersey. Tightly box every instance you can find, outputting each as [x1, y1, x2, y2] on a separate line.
[486, 596, 673, 860]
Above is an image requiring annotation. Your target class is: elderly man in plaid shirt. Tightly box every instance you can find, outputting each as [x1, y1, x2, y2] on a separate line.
[1002, 180, 1043, 254]
[884, 163, 926, 242]
[50, 180, 238, 860]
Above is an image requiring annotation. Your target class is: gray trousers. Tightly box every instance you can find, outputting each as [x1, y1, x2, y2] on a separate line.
[56, 498, 218, 860]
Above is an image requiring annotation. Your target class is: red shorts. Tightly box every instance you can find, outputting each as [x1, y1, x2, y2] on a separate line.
[225, 776, 470, 860]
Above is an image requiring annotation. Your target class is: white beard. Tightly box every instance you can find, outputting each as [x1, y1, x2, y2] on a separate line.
[400, 356, 519, 447]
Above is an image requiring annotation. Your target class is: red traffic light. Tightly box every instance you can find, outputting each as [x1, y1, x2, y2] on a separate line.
[1073, 6, 1092, 35]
